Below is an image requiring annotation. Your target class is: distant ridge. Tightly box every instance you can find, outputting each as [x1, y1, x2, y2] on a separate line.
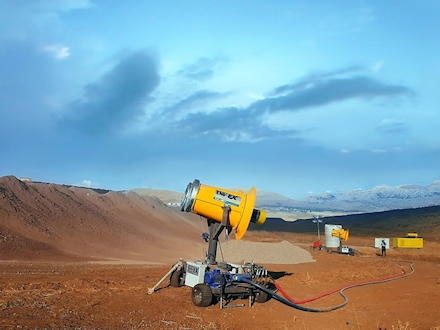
[257, 181, 440, 213]
[128, 181, 440, 213]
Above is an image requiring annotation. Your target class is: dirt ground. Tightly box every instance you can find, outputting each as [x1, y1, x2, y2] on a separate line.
[2, 177, 440, 329]
[1, 238, 439, 330]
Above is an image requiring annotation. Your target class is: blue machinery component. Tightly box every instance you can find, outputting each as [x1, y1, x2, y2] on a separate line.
[187, 260, 272, 309]
[204, 269, 238, 289]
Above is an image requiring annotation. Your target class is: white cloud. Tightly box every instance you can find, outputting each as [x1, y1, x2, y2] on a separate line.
[40, 0, 96, 13]
[74, 180, 99, 188]
[220, 131, 263, 143]
[43, 44, 70, 59]
[378, 118, 405, 127]
[246, 92, 266, 100]
[340, 149, 350, 154]
[371, 149, 386, 153]
[371, 60, 385, 72]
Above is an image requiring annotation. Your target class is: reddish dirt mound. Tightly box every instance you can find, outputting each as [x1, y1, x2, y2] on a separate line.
[0, 175, 201, 263]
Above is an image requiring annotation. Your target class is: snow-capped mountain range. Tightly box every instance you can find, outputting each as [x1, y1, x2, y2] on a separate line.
[256, 181, 440, 213]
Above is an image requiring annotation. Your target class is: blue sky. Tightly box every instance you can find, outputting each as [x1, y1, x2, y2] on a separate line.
[0, 0, 439, 198]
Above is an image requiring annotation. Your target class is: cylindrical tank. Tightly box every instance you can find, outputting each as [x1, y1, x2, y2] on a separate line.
[325, 224, 342, 248]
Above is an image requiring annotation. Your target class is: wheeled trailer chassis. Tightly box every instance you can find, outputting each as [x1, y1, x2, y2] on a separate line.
[191, 281, 271, 308]
[168, 260, 272, 308]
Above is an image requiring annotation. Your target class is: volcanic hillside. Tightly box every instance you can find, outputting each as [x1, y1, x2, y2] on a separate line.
[0, 176, 202, 263]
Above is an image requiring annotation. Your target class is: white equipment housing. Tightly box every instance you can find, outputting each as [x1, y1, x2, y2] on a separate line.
[184, 261, 207, 288]
[340, 246, 350, 254]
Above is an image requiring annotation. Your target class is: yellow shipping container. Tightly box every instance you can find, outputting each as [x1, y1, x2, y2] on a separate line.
[393, 237, 423, 248]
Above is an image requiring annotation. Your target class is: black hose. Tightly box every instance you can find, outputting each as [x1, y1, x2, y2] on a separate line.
[237, 277, 340, 312]
[236, 260, 414, 313]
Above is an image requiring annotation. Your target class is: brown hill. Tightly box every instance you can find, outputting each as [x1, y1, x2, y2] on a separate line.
[0, 175, 202, 263]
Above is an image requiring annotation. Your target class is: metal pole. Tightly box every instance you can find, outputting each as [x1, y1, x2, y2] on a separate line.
[147, 260, 183, 294]
[206, 219, 220, 265]
[313, 216, 322, 242]
[206, 205, 230, 265]
[316, 220, 321, 241]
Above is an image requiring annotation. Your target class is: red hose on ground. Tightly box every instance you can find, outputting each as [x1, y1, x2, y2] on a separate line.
[274, 261, 408, 305]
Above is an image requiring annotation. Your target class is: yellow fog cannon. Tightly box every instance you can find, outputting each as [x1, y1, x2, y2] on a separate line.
[181, 179, 266, 264]
[331, 228, 354, 256]
[332, 228, 349, 241]
[181, 179, 266, 239]
[148, 179, 273, 308]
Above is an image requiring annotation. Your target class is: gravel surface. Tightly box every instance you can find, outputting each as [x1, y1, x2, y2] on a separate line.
[216, 240, 315, 264]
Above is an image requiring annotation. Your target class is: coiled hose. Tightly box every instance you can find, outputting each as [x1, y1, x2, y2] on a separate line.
[237, 259, 414, 313]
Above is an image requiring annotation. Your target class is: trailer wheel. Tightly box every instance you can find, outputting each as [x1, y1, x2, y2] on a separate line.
[191, 284, 213, 307]
[170, 269, 183, 287]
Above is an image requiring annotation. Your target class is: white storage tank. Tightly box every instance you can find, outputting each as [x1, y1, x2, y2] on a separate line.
[325, 224, 342, 248]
